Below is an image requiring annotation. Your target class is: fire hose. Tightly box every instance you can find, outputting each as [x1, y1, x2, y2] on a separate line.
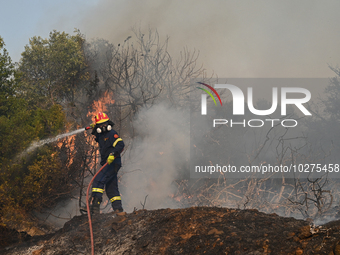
[86, 162, 108, 255]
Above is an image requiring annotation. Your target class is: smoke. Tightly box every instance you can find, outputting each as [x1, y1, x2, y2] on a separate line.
[119, 103, 189, 211]
[33, 198, 80, 230]
[69, 0, 340, 78]
[5, 1, 340, 79]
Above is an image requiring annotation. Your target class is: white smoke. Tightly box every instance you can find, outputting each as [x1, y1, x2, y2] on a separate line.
[71, 0, 340, 78]
[120, 103, 189, 211]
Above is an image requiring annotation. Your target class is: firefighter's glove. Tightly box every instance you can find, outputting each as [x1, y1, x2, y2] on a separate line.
[90, 123, 95, 129]
[107, 153, 115, 165]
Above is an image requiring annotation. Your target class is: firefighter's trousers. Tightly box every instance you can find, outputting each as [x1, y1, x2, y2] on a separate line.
[91, 163, 123, 211]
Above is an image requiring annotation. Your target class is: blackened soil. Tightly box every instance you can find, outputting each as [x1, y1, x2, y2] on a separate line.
[3, 207, 340, 254]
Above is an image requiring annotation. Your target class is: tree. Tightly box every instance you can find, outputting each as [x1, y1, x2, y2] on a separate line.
[0, 36, 28, 160]
[0, 35, 66, 159]
[18, 30, 89, 107]
[0, 36, 75, 229]
[93, 28, 203, 126]
[0, 37, 14, 93]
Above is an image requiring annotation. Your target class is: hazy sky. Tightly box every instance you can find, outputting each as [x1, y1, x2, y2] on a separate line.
[1, 0, 340, 78]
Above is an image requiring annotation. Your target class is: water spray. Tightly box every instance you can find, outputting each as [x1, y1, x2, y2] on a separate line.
[20, 126, 93, 157]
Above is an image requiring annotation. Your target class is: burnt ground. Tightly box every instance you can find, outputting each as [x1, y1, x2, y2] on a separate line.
[2, 207, 340, 254]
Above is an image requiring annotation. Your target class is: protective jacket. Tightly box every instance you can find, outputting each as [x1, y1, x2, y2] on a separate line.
[95, 129, 124, 166]
[91, 127, 125, 212]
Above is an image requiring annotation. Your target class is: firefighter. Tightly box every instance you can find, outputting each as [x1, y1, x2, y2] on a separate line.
[90, 112, 125, 214]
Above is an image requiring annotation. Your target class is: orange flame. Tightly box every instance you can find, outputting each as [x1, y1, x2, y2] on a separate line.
[84, 91, 115, 169]
[56, 123, 77, 167]
[54, 91, 115, 169]
[87, 91, 115, 120]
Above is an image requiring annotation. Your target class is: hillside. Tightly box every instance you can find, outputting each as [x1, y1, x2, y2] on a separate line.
[2, 207, 340, 254]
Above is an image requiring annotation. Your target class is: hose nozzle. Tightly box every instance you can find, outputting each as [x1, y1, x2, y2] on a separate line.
[85, 126, 92, 130]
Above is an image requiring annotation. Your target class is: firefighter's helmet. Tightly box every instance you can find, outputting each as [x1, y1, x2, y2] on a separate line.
[95, 112, 109, 124]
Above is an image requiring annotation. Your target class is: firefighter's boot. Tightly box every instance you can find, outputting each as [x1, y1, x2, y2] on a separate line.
[91, 197, 101, 214]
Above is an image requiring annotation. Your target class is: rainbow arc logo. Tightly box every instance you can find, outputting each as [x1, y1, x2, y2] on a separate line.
[196, 82, 223, 106]
[197, 82, 222, 115]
